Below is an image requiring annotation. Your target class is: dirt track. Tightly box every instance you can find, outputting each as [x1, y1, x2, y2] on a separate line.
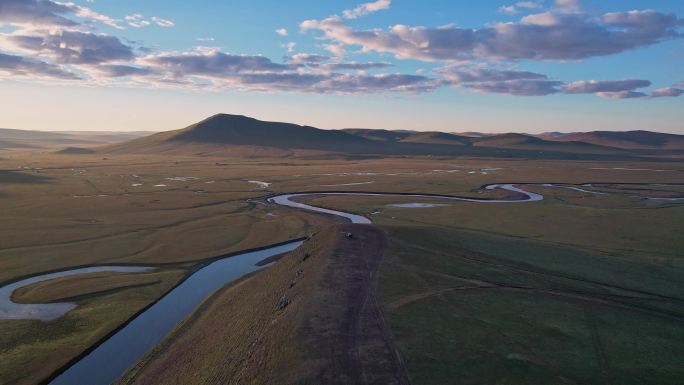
[117, 223, 409, 385]
[296, 223, 410, 385]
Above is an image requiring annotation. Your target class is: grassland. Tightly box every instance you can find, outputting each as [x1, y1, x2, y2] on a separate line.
[1, 269, 185, 385]
[291, 179, 684, 384]
[118, 224, 405, 385]
[1, 147, 683, 384]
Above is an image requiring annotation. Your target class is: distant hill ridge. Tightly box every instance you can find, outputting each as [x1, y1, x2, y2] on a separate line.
[540, 130, 684, 150]
[171, 114, 371, 149]
[99, 113, 682, 160]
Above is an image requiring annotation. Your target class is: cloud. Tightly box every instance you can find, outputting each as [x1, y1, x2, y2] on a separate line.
[555, 0, 582, 13]
[92, 64, 151, 77]
[150, 16, 174, 27]
[0, 0, 76, 26]
[440, 68, 663, 98]
[0, 0, 174, 30]
[312, 61, 393, 72]
[498, 1, 542, 15]
[436, 67, 559, 96]
[595, 90, 647, 99]
[128, 48, 437, 94]
[301, 9, 682, 62]
[650, 87, 684, 98]
[289, 53, 329, 64]
[196, 37, 215, 42]
[0, 51, 79, 79]
[323, 43, 346, 57]
[4, 29, 135, 64]
[439, 67, 547, 82]
[289, 54, 392, 71]
[517, 1, 543, 9]
[201, 72, 436, 94]
[125, 14, 174, 28]
[498, 6, 519, 15]
[461, 79, 562, 96]
[143, 50, 294, 77]
[342, 0, 391, 19]
[125, 14, 150, 27]
[67, 3, 125, 29]
[563, 79, 651, 94]
[275, 28, 288, 36]
[283, 42, 296, 52]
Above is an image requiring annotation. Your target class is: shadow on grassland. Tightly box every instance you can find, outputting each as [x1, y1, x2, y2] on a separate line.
[0, 170, 53, 184]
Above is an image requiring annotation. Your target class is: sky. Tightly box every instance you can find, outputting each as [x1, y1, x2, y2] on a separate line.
[0, 0, 683, 133]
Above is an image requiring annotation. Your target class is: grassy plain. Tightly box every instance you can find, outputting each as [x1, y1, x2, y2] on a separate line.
[294, 172, 684, 384]
[1, 147, 683, 384]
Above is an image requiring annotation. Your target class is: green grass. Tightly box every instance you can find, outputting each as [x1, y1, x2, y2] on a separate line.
[1, 152, 682, 384]
[379, 225, 684, 385]
[0, 269, 185, 385]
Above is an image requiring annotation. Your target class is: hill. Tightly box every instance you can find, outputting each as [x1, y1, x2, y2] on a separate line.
[469, 133, 627, 154]
[540, 130, 684, 150]
[105, 114, 379, 156]
[56, 147, 97, 154]
[102, 114, 681, 160]
[399, 131, 471, 145]
[0, 128, 153, 151]
[342, 128, 413, 142]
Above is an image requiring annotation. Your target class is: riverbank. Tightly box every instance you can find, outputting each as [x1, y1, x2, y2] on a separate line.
[118, 224, 409, 385]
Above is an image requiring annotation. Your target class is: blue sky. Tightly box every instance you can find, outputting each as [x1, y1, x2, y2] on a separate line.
[0, 0, 682, 133]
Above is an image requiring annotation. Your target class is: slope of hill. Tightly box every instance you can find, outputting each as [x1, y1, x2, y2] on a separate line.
[399, 131, 471, 145]
[342, 128, 413, 142]
[541, 130, 684, 150]
[105, 114, 379, 156]
[56, 147, 97, 154]
[102, 113, 681, 160]
[471, 133, 627, 154]
[0, 128, 154, 152]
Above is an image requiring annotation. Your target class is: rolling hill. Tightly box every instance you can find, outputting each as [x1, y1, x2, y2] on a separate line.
[104, 114, 379, 157]
[540, 130, 684, 150]
[469, 133, 627, 154]
[0, 128, 154, 151]
[100, 113, 680, 160]
[399, 131, 471, 145]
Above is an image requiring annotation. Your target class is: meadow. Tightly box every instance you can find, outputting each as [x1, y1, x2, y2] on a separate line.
[0, 149, 683, 384]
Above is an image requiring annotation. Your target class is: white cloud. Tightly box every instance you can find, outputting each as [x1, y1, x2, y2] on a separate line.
[283, 42, 296, 52]
[150, 16, 174, 27]
[66, 3, 125, 29]
[125, 14, 173, 28]
[301, 9, 682, 62]
[289, 53, 329, 64]
[3, 29, 136, 64]
[342, 0, 391, 20]
[650, 87, 684, 98]
[462, 79, 562, 96]
[563, 79, 651, 94]
[0, 0, 76, 27]
[440, 67, 548, 83]
[595, 90, 647, 99]
[0, 51, 79, 79]
[323, 43, 346, 58]
[275, 28, 288, 36]
[499, 1, 543, 15]
[498, 6, 519, 15]
[555, 0, 582, 13]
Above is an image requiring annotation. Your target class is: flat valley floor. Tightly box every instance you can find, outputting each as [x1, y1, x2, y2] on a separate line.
[1, 152, 683, 385]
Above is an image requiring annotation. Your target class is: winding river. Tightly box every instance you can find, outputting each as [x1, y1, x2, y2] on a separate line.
[0, 182, 676, 384]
